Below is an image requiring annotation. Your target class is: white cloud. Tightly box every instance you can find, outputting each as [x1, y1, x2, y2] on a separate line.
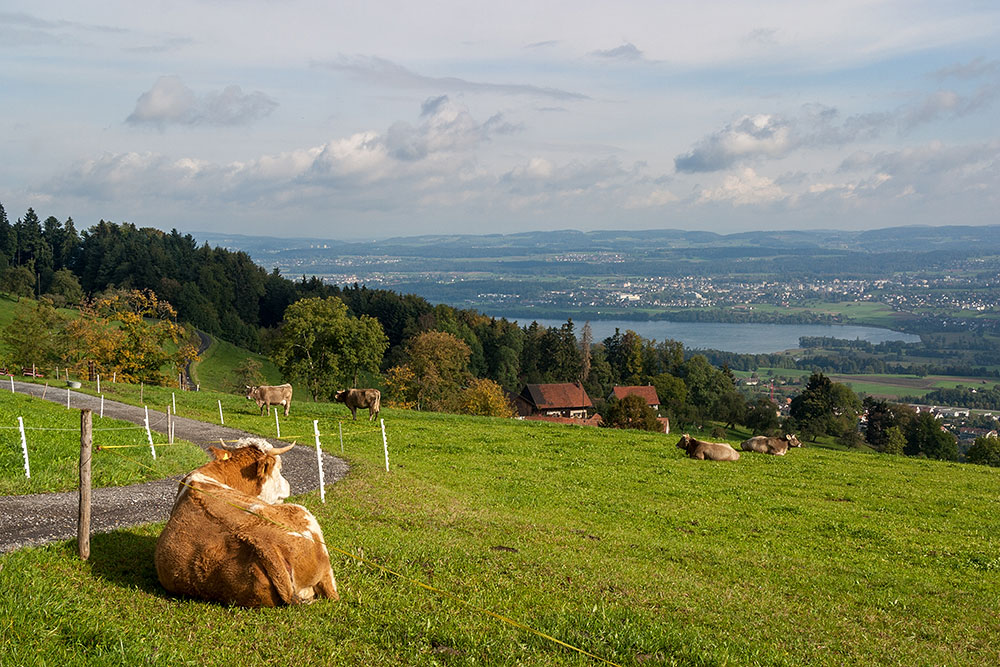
[126, 76, 278, 127]
[675, 115, 793, 173]
[698, 168, 786, 205]
[625, 188, 679, 208]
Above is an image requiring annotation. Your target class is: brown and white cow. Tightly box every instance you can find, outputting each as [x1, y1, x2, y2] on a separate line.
[154, 437, 338, 607]
[740, 434, 803, 456]
[335, 388, 381, 421]
[676, 433, 741, 461]
[246, 384, 293, 416]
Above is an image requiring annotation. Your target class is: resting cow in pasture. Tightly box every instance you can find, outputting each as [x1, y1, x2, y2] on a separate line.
[246, 384, 293, 416]
[154, 437, 338, 607]
[676, 434, 741, 461]
[740, 434, 803, 456]
[335, 388, 381, 421]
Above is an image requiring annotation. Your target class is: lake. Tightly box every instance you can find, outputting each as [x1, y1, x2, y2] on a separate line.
[495, 317, 921, 354]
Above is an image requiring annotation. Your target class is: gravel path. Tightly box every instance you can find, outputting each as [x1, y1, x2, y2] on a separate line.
[0, 380, 348, 554]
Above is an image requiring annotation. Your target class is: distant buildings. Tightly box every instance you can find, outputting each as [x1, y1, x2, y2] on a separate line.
[513, 382, 593, 419]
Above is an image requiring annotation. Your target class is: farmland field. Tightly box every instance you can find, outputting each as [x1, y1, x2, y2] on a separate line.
[0, 390, 206, 495]
[2, 389, 1000, 665]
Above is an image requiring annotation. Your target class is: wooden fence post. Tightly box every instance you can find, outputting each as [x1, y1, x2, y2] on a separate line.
[79, 409, 92, 560]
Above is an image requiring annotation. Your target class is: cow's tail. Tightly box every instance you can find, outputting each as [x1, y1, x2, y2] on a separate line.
[373, 391, 381, 417]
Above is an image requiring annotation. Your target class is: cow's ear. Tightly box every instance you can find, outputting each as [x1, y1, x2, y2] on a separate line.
[256, 456, 276, 480]
[209, 446, 230, 461]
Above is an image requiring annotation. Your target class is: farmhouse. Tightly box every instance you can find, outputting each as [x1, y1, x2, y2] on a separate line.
[513, 382, 593, 419]
[609, 385, 660, 410]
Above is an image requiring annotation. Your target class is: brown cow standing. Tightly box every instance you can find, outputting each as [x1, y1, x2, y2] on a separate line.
[246, 384, 293, 416]
[155, 438, 338, 607]
[740, 434, 803, 456]
[676, 433, 741, 461]
[335, 388, 381, 421]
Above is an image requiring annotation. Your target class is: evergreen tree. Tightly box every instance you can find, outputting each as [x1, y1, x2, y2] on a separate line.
[0, 202, 15, 264]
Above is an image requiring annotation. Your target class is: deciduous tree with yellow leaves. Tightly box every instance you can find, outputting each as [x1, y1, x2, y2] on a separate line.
[65, 288, 199, 385]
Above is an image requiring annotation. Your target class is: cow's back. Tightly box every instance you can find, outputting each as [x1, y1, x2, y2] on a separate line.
[701, 442, 740, 461]
[741, 436, 788, 455]
[155, 480, 336, 607]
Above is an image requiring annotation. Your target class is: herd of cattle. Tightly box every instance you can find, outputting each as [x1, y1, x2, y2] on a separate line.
[152, 383, 802, 607]
[676, 433, 803, 461]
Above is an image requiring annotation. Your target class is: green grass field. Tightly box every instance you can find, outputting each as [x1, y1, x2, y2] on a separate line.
[0, 389, 207, 495]
[189, 333, 283, 393]
[2, 386, 1000, 665]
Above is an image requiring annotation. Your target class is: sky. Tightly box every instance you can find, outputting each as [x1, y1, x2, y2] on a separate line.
[2, 1, 999, 240]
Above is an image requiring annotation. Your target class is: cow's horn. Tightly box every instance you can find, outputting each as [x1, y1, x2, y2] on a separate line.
[271, 443, 295, 455]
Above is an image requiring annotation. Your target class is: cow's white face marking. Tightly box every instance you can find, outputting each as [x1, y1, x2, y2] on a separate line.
[258, 455, 290, 504]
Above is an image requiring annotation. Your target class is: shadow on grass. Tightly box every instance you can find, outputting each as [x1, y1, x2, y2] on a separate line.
[67, 529, 167, 597]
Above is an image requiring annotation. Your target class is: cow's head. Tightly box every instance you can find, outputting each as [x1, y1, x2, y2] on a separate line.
[206, 438, 292, 504]
[676, 434, 693, 452]
[334, 390, 347, 403]
[245, 386, 258, 400]
[785, 434, 803, 448]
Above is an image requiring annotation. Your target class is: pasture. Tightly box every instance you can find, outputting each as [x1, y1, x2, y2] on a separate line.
[2, 387, 1000, 665]
[0, 389, 206, 495]
[189, 334, 283, 393]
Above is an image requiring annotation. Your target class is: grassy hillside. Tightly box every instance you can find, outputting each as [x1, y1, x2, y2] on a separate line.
[189, 333, 283, 393]
[2, 387, 999, 665]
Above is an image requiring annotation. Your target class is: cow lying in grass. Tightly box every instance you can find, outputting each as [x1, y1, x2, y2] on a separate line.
[676, 434, 741, 461]
[740, 434, 803, 456]
[155, 437, 338, 607]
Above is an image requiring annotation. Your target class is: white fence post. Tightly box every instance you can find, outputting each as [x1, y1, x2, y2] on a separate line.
[96, 374, 100, 394]
[274, 407, 281, 438]
[381, 418, 389, 472]
[313, 420, 325, 503]
[144, 406, 156, 460]
[10, 375, 14, 392]
[18, 416, 30, 478]
[172, 392, 176, 415]
[100, 394, 104, 419]
[218, 400, 224, 425]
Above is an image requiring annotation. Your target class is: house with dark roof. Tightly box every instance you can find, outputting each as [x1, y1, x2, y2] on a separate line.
[513, 382, 593, 419]
[609, 385, 661, 411]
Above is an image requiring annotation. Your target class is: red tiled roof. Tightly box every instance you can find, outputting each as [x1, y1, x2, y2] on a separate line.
[611, 385, 661, 405]
[523, 383, 593, 410]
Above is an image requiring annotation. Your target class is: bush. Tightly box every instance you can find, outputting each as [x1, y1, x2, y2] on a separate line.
[966, 436, 1000, 467]
[603, 395, 661, 431]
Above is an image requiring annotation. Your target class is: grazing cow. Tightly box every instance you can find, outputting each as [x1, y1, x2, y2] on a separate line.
[335, 388, 381, 421]
[740, 434, 803, 456]
[154, 438, 338, 607]
[676, 433, 741, 461]
[246, 384, 293, 416]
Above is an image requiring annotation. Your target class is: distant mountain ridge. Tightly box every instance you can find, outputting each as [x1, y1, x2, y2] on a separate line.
[194, 225, 1000, 257]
